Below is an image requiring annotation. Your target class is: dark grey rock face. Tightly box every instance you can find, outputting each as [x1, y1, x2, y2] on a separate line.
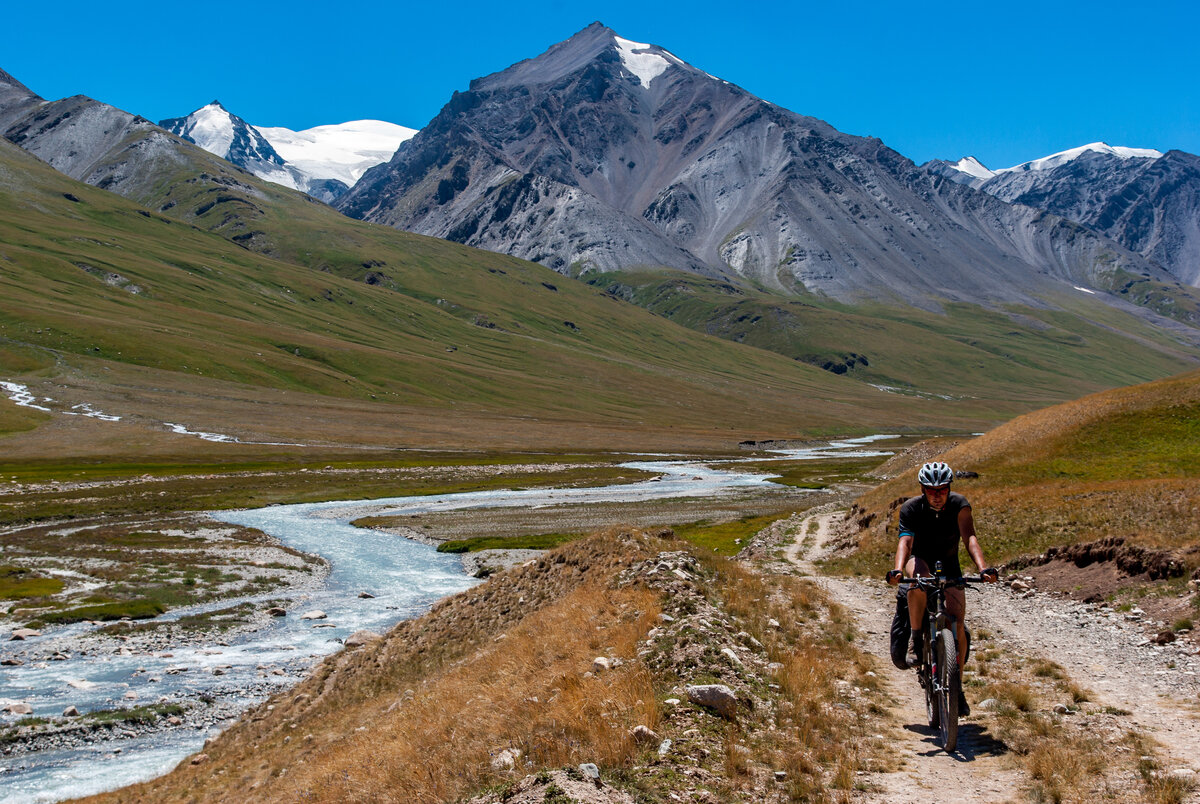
[336, 23, 1165, 306]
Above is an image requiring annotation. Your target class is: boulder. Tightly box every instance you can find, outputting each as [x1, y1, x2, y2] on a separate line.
[190, 753, 208, 766]
[62, 706, 79, 717]
[5, 702, 33, 715]
[686, 684, 738, 718]
[9, 628, 41, 641]
[631, 725, 659, 744]
[299, 610, 326, 620]
[266, 607, 287, 617]
[344, 630, 383, 648]
[357, 592, 376, 599]
[1152, 630, 1177, 645]
[490, 747, 521, 771]
[592, 657, 613, 672]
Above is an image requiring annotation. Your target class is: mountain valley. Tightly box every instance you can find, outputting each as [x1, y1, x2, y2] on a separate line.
[1, 20, 1199, 804]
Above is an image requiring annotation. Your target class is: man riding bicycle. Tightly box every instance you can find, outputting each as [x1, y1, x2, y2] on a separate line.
[887, 461, 998, 715]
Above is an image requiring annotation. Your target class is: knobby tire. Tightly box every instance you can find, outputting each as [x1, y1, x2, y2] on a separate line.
[923, 633, 939, 729]
[938, 627, 959, 752]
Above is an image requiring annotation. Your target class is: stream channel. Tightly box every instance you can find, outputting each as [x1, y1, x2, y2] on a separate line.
[0, 437, 895, 802]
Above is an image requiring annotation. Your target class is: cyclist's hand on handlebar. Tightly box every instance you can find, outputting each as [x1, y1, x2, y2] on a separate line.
[886, 569, 902, 585]
[981, 567, 999, 582]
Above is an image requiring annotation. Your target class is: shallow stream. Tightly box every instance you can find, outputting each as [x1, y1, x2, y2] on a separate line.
[0, 438, 895, 802]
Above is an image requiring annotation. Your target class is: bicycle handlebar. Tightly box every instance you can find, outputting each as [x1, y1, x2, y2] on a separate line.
[892, 574, 993, 586]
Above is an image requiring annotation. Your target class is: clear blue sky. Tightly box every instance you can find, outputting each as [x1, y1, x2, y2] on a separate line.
[4, 0, 1196, 169]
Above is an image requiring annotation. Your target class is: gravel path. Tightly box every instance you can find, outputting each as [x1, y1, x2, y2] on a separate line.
[781, 509, 1200, 802]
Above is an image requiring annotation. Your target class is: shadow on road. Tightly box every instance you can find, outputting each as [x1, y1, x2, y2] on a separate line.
[903, 722, 1009, 761]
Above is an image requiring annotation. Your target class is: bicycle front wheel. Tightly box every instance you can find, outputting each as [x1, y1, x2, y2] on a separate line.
[937, 627, 959, 751]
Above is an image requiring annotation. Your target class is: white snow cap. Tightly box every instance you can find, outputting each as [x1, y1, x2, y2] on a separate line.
[186, 101, 236, 158]
[254, 120, 417, 187]
[951, 156, 996, 181]
[1000, 142, 1163, 174]
[614, 35, 682, 88]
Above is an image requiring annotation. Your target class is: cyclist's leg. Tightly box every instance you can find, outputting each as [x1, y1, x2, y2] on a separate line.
[904, 556, 929, 633]
[946, 585, 967, 667]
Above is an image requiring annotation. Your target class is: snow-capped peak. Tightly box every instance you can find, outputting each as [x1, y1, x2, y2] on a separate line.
[951, 156, 996, 181]
[614, 35, 682, 88]
[999, 142, 1163, 174]
[183, 101, 237, 157]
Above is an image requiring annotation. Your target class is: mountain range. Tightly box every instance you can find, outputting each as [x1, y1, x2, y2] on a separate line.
[332, 23, 1191, 317]
[160, 102, 415, 203]
[926, 143, 1200, 286]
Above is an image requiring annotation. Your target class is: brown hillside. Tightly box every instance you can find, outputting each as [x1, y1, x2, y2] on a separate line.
[831, 369, 1200, 580]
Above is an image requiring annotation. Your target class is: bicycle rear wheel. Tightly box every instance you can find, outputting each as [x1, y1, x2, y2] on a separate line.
[937, 628, 959, 751]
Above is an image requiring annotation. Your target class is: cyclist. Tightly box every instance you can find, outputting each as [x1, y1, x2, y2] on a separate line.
[887, 461, 998, 714]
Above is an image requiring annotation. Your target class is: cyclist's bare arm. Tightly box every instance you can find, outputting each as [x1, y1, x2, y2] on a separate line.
[889, 534, 914, 585]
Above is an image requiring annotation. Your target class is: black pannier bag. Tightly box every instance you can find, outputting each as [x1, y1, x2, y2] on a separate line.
[890, 585, 911, 669]
[889, 585, 971, 670]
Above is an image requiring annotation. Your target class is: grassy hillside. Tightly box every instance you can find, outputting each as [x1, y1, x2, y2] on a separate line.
[833, 368, 1200, 576]
[0, 137, 944, 452]
[587, 270, 1200, 411]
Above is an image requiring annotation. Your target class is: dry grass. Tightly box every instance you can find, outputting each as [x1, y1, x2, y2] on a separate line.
[84, 526, 886, 804]
[702, 560, 878, 802]
[965, 627, 1165, 803]
[274, 584, 661, 802]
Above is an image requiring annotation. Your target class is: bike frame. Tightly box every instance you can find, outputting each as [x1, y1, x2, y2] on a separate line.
[897, 566, 985, 752]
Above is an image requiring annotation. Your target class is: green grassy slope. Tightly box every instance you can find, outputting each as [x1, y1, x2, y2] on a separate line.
[586, 270, 1200, 410]
[0, 138, 932, 446]
[60, 123, 1200, 417]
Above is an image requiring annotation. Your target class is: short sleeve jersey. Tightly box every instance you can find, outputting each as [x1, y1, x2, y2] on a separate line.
[897, 492, 971, 576]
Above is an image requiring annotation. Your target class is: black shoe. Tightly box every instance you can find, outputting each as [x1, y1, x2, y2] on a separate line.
[958, 689, 970, 716]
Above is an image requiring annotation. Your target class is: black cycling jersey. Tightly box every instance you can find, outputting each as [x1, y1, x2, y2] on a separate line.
[897, 492, 970, 577]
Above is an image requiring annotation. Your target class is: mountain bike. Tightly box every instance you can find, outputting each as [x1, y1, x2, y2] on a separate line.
[892, 565, 989, 752]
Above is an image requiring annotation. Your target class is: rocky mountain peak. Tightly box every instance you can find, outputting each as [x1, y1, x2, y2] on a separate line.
[468, 22, 701, 97]
[160, 101, 285, 169]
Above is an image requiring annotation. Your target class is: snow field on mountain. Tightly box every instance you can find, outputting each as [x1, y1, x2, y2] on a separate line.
[614, 35, 678, 88]
[254, 120, 416, 187]
[951, 141, 1164, 178]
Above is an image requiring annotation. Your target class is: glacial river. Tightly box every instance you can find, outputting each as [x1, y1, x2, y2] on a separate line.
[0, 437, 895, 802]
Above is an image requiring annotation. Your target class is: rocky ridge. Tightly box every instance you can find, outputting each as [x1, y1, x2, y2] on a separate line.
[927, 146, 1200, 286]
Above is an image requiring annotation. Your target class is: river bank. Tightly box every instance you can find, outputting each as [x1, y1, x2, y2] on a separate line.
[1, 440, 901, 801]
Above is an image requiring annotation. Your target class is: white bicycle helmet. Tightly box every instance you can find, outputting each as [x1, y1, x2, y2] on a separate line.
[918, 461, 953, 487]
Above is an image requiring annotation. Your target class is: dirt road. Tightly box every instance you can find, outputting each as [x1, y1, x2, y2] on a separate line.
[780, 508, 1200, 803]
